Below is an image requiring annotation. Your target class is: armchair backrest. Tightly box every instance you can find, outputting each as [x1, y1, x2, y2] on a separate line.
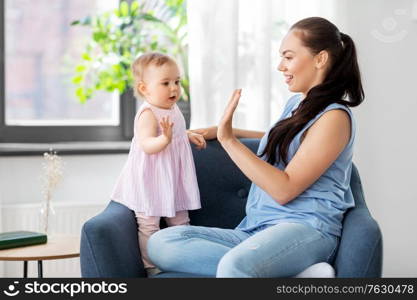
[190, 139, 383, 277]
[189, 139, 257, 228]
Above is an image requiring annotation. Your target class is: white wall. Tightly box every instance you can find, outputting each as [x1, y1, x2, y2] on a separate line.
[338, 0, 417, 277]
[0, 154, 126, 206]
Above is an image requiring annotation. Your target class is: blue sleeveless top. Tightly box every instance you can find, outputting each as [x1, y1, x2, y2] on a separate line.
[236, 94, 356, 237]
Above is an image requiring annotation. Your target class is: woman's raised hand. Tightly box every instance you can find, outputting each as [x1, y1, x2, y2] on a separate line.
[160, 116, 174, 143]
[217, 89, 242, 144]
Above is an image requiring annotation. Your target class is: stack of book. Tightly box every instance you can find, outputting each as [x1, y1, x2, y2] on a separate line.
[0, 231, 47, 250]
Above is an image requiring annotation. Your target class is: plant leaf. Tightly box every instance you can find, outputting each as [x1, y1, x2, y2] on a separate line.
[72, 75, 83, 84]
[131, 1, 139, 16]
[82, 53, 92, 61]
[75, 65, 86, 73]
[76, 87, 87, 103]
[120, 1, 129, 17]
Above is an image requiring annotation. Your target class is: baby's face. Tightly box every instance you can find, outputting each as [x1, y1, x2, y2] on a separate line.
[141, 63, 181, 109]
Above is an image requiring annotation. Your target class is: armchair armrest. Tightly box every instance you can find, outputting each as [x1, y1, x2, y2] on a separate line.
[80, 201, 146, 277]
[334, 207, 383, 277]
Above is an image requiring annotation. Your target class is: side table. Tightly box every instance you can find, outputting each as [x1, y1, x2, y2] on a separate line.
[0, 235, 80, 278]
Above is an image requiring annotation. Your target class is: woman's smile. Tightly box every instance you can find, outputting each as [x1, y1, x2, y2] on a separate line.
[284, 74, 293, 84]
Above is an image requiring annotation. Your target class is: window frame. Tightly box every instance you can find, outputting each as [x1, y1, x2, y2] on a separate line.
[0, 0, 135, 143]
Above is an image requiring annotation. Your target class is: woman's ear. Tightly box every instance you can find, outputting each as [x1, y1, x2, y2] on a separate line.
[315, 50, 329, 70]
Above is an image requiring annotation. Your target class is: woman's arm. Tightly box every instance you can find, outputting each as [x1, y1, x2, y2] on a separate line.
[136, 110, 172, 154]
[233, 128, 265, 139]
[187, 131, 207, 149]
[189, 126, 265, 140]
[218, 89, 351, 205]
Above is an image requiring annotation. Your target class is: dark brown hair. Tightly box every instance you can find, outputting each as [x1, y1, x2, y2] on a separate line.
[259, 17, 364, 165]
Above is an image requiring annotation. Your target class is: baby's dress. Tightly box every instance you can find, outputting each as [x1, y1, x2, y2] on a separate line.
[111, 101, 201, 217]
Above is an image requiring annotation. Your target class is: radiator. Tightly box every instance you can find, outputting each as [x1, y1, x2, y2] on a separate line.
[0, 202, 106, 278]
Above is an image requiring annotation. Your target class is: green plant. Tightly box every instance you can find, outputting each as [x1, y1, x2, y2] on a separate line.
[71, 0, 188, 103]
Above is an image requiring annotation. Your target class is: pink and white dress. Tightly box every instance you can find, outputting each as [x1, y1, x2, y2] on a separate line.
[111, 101, 201, 217]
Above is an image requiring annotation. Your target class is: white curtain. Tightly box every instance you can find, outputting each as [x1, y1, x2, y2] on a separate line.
[187, 0, 339, 131]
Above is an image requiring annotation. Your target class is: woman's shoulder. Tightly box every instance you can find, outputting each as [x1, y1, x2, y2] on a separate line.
[303, 102, 355, 146]
[324, 102, 353, 113]
[313, 102, 354, 128]
[319, 102, 355, 129]
[315, 109, 351, 130]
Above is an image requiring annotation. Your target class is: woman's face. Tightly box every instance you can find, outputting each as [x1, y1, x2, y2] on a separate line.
[278, 30, 327, 97]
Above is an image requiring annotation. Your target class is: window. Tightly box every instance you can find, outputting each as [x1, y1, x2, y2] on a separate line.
[0, 0, 135, 143]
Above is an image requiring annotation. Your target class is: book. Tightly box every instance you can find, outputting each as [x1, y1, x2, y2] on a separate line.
[0, 231, 47, 250]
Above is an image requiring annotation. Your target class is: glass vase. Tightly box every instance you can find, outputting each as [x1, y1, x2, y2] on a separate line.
[39, 200, 56, 235]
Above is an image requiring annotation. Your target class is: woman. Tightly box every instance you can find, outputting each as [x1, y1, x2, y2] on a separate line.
[147, 16, 364, 277]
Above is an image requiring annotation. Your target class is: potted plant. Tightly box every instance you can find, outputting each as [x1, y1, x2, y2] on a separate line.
[71, 0, 190, 127]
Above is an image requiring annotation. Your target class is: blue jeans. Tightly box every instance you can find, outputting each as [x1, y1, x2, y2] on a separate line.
[147, 222, 339, 277]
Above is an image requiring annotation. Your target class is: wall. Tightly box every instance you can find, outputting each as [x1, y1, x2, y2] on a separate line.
[0, 154, 125, 206]
[338, 0, 417, 276]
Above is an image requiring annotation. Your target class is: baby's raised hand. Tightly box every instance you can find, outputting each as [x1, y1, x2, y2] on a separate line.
[160, 116, 174, 143]
[187, 132, 207, 150]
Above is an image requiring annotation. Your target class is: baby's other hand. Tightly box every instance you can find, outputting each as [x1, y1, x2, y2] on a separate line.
[187, 132, 207, 150]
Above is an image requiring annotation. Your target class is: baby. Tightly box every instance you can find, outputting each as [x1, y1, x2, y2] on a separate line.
[111, 52, 205, 276]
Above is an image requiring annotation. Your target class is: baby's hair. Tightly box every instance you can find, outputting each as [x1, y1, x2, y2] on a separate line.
[131, 52, 177, 100]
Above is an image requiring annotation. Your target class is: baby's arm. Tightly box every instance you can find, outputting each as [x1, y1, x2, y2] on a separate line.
[136, 109, 173, 154]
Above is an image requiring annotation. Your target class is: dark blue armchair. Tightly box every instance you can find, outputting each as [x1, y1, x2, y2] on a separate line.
[80, 139, 383, 277]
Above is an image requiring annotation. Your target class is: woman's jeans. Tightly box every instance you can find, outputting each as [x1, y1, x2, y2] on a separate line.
[147, 222, 339, 277]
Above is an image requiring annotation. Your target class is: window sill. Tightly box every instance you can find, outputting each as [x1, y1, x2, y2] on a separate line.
[0, 141, 131, 156]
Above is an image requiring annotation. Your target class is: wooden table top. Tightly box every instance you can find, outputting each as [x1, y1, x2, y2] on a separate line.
[0, 235, 80, 261]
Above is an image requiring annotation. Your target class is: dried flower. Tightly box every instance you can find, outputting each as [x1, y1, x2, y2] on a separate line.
[42, 149, 63, 195]
[40, 149, 64, 234]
